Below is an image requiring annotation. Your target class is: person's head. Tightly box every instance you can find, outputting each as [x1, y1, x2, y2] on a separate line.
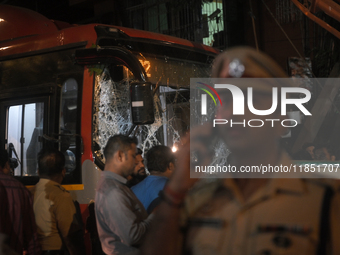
[146, 145, 176, 178]
[132, 148, 146, 178]
[314, 144, 335, 161]
[0, 149, 11, 175]
[212, 47, 289, 155]
[302, 142, 315, 159]
[104, 135, 138, 178]
[212, 47, 287, 79]
[38, 148, 65, 182]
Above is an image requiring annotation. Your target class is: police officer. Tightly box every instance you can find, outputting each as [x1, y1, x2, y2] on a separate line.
[31, 148, 85, 255]
[142, 47, 340, 255]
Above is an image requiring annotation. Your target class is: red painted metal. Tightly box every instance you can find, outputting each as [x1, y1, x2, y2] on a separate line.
[0, 5, 59, 42]
[116, 26, 219, 54]
[310, 0, 340, 22]
[291, 0, 340, 40]
[0, 22, 98, 57]
[0, 5, 218, 58]
[81, 68, 95, 164]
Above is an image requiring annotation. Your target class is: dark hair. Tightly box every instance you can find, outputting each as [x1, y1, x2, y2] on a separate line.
[302, 142, 314, 150]
[104, 135, 138, 161]
[0, 149, 9, 169]
[314, 143, 334, 160]
[38, 148, 65, 177]
[146, 145, 176, 173]
[136, 148, 143, 156]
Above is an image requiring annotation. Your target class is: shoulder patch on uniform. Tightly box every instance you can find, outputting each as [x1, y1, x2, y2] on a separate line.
[55, 184, 69, 193]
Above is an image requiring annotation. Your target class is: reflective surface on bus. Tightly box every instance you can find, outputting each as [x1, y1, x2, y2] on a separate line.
[8, 102, 44, 176]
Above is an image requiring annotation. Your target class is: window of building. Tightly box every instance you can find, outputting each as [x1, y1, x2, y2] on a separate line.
[202, 0, 224, 46]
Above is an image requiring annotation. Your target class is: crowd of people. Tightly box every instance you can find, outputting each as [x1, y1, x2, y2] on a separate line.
[1, 47, 340, 255]
[0, 136, 176, 255]
[0, 147, 85, 255]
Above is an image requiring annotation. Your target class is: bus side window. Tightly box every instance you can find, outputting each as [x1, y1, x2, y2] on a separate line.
[7, 102, 44, 176]
[60, 78, 78, 174]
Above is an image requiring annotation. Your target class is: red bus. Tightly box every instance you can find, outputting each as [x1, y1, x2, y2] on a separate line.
[0, 4, 218, 252]
[0, 5, 218, 251]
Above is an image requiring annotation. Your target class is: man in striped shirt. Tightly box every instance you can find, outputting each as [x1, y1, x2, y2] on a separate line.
[0, 149, 41, 255]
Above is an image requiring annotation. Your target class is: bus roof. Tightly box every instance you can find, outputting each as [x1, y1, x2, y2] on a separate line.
[0, 4, 219, 58]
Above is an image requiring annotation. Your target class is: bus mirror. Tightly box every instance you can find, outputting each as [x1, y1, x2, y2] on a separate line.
[130, 82, 155, 125]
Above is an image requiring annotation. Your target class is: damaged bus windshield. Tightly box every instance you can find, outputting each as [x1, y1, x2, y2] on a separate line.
[92, 52, 214, 167]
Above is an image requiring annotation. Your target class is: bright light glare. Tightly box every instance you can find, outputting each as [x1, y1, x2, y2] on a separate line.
[138, 59, 151, 77]
[0, 46, 10, 51]
[172, 146, 177, 153]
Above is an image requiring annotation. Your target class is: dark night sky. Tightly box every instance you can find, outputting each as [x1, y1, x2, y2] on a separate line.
[2, 0, 96, 24]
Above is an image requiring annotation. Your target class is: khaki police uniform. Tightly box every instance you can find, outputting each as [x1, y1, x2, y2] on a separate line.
[31, 178, 80, 251]
[180, 154, 340, 255]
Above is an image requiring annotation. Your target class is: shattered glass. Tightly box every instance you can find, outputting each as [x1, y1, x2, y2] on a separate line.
[93, 71, 133, 164]
[92, 70, 180, 163]
[137, 55, 212, 88]
[92, 55, 214, 166]
[189, 83, 231, 171]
